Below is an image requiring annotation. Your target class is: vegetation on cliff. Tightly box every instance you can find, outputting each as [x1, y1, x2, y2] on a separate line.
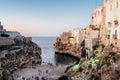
[58, 41, 120, 80]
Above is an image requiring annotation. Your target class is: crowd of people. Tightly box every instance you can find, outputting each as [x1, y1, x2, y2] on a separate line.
[14, 62, 55, 80]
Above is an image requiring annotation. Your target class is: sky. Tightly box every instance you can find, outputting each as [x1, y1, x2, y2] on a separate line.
[0, 0, 103, 36]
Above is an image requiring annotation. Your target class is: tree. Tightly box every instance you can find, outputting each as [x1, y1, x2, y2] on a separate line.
[2, 69, 10, 80]
[81, 47, 87, 58]
[80, 40, 85, 47]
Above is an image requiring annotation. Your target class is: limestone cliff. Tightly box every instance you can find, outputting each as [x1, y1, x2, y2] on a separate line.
[0, 37, 41, 78]
[57, 42, 120, 80]
[54, 32, 81, 58]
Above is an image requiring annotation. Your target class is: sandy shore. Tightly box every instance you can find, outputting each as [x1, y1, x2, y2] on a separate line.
[13, 64, 68, 80]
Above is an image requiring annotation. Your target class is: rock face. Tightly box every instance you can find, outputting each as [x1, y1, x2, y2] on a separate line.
[0, 37, 41, 73]
[54, 32, 81, 58]
[59, 42, 120, 80]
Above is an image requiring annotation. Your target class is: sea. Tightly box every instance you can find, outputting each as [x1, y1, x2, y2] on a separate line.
[32, 37, 77, 66]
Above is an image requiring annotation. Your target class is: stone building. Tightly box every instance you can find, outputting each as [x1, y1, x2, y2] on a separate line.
[82, 27, 99, 51]
[91, 4, 106, 42]
[91, 5, 105, 29]
[90, 0, 120, 47]
[71, 28, 83, 44]
[104, 0, 120, 46]
[59, 32, 72, 44]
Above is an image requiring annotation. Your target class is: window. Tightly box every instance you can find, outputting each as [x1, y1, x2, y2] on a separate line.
[106, 34, 110, 39]
[108, 22, 112, 27]
[115, 30, 117, 35]
[92, 16, 94, 19]
[114, 30, 117, 39]
[114, 17, 119, 26]
[101, 9, 103, 12]
[116, 1, 119, 8]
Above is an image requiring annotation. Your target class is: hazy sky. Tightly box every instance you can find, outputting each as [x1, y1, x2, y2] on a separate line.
[0, 0, 103, 36]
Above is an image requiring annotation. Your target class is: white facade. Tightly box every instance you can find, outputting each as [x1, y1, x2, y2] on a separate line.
[91, 5, 104, 28]
[71, 28, 82, 44]
[104, 0, 120, 39]
[85, 29, 99, 51]
[5, 31, 21, 37]
[91, 30, 99, 38]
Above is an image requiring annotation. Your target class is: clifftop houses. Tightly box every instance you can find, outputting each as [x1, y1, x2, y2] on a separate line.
[91, 0, 120, 47]
[0, 21, 21, 37]
[0, 22, 3, 30]
[61, 0, 120, 51]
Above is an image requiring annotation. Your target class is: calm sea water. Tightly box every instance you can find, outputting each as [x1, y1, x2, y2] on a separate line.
[32, 37, 76, 65]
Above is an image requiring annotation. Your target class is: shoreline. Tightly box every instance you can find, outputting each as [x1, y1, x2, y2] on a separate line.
[55, 52, 80, 61]
[13, 64, 68, 80]
[12, 51, 79, 80]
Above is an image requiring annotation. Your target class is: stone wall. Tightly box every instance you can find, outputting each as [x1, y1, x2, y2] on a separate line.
[0, 37, 15, 46]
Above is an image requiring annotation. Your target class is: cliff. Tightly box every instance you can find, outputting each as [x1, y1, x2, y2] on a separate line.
[54, 32, 81, 58]
[0, 37, 41, 79]
[58, 43, 120, 80]
[55, 32, 120, 80]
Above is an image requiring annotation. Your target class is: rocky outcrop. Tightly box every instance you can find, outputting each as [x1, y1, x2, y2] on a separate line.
[0, 37, 41, 74]
[54, 32, 81, 58]
[59, 42, 120, 80]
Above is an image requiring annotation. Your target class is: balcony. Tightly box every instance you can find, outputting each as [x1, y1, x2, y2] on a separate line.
[89, 25, 100, 30]
[114, 20, 119, 26]
[106, 34, 110, 39]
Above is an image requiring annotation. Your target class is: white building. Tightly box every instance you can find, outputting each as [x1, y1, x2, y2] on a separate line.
[84, 27, 99, 51]
[71, 28, 83, 44]
[0, 22, 21, 38]
[90, 0, 120, 46]
[104, 0, 120, 39]
[91, 5, 104, 29]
